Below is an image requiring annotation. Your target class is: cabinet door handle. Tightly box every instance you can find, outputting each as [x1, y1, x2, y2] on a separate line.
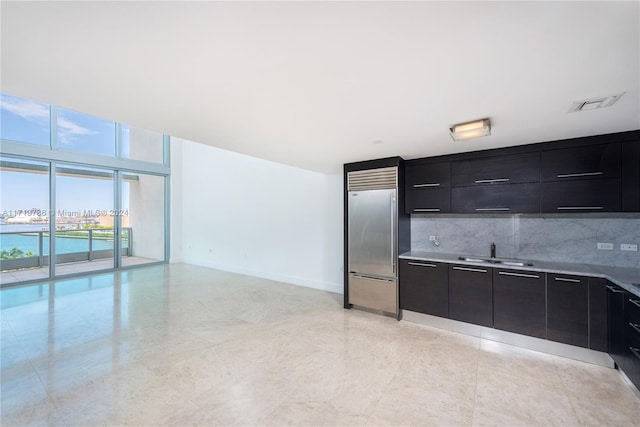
[498, 271, 540, 279]
[629, 323, 640, 335]
[408, 262, 437, 268]
[554, 277, 581, 283]
[630, 347, 640, 361]
[606, 285, 626, 294]
[557, 207, 604, 211]
[453, 266, 487, 273]
[413, 208, 441, 212]
[475, 207, 510, 212]
[474, 178, 509, 184]
[413, 183, 440, 188]
[557, 171, 604, 179]
[630, 299, 640, 309]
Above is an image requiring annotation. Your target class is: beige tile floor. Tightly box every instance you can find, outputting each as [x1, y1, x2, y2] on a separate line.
[1, 263, 639, 426]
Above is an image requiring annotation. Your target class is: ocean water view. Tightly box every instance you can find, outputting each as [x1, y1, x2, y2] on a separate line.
[1, 224, 119, 255]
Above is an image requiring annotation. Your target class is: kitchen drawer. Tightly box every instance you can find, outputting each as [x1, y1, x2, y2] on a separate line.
[626, 295, 640, 324]
[627, 321, 640, 348]
[451, 152, 540, 187]
[451, 183, 540, 213]
[348, 275, 397, 315]
[448, 264, 493, 327]
[406, 188, 451, 214]
[542, 143, 621, 182]
[547, 273, 589, 348]
[541, 179, 621, 212]
[405, 161, 450, 190]
[399, 259, 448, 317]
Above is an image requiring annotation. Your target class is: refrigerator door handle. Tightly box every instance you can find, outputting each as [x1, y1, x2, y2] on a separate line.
[350, 273, 395, 283]
[391, 193, 396, 275]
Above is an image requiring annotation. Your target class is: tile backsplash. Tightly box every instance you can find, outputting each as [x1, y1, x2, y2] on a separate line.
[410, 215, 640, 268]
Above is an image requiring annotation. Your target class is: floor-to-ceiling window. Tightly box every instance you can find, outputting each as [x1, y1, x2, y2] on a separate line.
[0, 158, 51, 281]
[0, 93, 170, 287]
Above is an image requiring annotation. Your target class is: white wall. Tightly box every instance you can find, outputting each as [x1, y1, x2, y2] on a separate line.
[171, 137, 344, 294]
[128, 173, 165, 261]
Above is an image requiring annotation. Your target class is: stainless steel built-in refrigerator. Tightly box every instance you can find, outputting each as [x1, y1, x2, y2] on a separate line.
[347, 167, 399, 315]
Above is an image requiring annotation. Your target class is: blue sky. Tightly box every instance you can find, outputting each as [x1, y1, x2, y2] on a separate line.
[0, 93, 116, 155]
[0, 167, 129, 212]
[0, 93, 131, 213]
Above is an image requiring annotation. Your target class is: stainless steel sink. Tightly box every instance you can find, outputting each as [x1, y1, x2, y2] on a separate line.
[498, 260, 534, 267]
[458, 257, 488, 263]
[457, 256, 533, 267]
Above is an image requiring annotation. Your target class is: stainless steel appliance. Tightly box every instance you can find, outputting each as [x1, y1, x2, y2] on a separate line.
[347, 166, 399, 315]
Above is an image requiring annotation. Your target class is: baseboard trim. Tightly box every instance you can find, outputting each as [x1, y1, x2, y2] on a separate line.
[401, 309, 615, 368]
[182, 257, 343, 294]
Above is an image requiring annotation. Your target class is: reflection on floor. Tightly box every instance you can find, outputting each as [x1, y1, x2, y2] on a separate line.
[1, 264, 639, 426]
[0, 256, 155, 285]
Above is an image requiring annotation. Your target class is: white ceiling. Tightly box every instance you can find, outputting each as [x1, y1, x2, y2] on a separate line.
[2, 1, 639, 174]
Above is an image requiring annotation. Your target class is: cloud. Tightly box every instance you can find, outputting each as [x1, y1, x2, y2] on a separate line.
[1, 94, 98, 146]
[0, 94, 50, 123]
[56, 115, 97, 145]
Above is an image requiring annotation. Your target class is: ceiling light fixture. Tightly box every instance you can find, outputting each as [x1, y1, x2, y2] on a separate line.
[449, 118, 491, 141]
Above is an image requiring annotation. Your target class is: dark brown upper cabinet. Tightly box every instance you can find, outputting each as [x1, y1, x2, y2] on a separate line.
[541, 179, 621, 212]
[403, 130, 639, 215]
[406, 188, 451, 214]
[541, 143, 621, 182]
[452, 183, 540, 213]
[622, 141, 640, 211]
[405, 162, 450, 189]
[405, 161, 451, 213]
[451, 153, 540, 187]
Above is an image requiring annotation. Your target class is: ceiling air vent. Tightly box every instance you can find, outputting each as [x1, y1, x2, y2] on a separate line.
[569, 93, 624, 112]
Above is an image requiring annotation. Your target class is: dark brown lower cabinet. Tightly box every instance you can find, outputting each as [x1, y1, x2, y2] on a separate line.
[493, 269, 546, 339]
[588, 278, 608, 352]
[608, 283, 628, 368]
[547, 273, 589, 348]
[399, 259, 448, 317]
[608, 283, 640, 390]
[624, 293, 640, 388]
[449, 264, 493, 327]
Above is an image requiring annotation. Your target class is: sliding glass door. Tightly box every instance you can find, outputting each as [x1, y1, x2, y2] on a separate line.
[55, 164, 115, 275]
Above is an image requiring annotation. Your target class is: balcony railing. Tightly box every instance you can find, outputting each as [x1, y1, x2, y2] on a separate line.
[0, 228, 132, 271]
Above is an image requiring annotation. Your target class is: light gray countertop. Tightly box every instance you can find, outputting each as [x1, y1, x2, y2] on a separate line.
[399, 250, 640, 298]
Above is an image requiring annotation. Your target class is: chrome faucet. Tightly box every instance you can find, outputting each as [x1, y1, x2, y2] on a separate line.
[490, 242, 496, 258]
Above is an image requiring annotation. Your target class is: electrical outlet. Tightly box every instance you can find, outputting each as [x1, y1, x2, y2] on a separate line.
[429, 235, 438, 241]
[620, 244, 638, 251]
[597, 242, 614, 250]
